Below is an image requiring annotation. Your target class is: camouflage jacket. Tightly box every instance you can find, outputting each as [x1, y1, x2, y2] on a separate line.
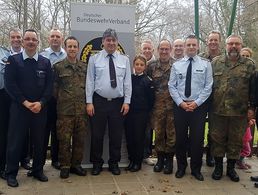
[199, 51, 222, 62]
[146, 57, 175, 103]
[54, 58, 87, 116]
[211, 54, 256, 116]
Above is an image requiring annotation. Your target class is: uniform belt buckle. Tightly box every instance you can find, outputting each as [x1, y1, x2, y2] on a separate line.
[107, 98, 112, 101]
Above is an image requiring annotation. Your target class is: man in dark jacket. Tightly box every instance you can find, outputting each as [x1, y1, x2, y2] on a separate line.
[4, 29, 53, 187]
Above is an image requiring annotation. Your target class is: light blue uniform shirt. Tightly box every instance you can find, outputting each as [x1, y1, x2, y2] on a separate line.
[86, 49, 132, 104]
[168, 55, 213, 106]
[40, 47, 66, 66]
[0, 47, 23, 89]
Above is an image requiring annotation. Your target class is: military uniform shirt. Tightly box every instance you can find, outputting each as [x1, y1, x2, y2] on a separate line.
[40, 47, 67, 66]
[146, 57, 175, 95]
[86, 49, 132, 104]
[54, 59, 87, 116]
[168, 55, 213, 106]
[211, 55, 256, 116]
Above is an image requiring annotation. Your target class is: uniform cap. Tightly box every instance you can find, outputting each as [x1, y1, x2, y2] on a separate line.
[102, 28, 118, 40]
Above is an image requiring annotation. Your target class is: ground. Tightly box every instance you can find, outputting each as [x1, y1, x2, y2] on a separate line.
[1, 156, 258, 195]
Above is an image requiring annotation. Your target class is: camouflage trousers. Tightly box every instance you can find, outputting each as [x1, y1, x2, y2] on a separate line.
[209, 113, 246, 159]
[56, 115, 88, 168]
[152, 108, 176, 153]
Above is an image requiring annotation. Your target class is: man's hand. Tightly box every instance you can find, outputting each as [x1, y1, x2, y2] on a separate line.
[22, 100, 41, 113]
[30, 102, 42, 113]
[179, 101, 197, 112]
[86, 103, 95, 116]
[187, 101, 198, 111]
[23, 100, 33, 109]
[179, 102, 189, 111]
[120, 103, 129, 115]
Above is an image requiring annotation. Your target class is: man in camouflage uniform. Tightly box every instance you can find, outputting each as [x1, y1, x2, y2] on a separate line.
[54, 36, 87, 179]
[210, 34, 256, 182]
[146, 39, 175, 174]
[199, 30, 222, 61]
[199, 30, 222, 167]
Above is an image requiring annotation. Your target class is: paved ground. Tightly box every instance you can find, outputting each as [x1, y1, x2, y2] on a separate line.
[1, 156, 258, 195]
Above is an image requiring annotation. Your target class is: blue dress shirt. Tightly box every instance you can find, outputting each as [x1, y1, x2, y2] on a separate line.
[168, 55, 213, 106]
[86, 49, 132, 104]
[0, 47, 23, 89]
[40, 47, 66, 66]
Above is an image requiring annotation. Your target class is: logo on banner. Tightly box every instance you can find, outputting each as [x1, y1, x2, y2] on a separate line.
[80, 37, 125, 64]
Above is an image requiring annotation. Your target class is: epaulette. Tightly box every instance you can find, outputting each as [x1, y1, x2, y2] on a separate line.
[5, 60, 10, 65]
[0, 45, 9, 51]
[212, 55, 223, 62]
[78, 60, 87, 66]
[91, 52, 100, 58]
[147, 75, 152, 81]
[119, 53, 129, 58]
[238, 56, 255, 65]
[198, 52, 206, 57]
[199, 56, 210, 62]
[39, 48, 46, 54]
[53, 59, 64, 68]
[246, 57, 255, 64]
[148, 59, 158, 67]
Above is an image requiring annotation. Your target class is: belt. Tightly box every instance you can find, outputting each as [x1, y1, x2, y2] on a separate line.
[94, 92, 123, 102]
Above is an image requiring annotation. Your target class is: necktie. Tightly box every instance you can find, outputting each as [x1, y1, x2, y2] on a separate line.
[108, 54, 117, 88]
[185, 57, 193, 98]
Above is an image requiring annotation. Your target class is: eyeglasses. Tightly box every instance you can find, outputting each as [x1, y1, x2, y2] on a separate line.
[226, 42, 241, 46]
[159, 48, 170, 51]
[23, 38, 38, 42]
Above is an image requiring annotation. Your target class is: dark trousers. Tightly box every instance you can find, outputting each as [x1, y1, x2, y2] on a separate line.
[0, 89, 29, 172]
[174, 102, 208, 173]
[0, 89, 11, 171]
[143, 127, 153, 159]
[6, 103, 47, 178]
[125, 111, 148, 164]
[43, 97, 59, 163]
[90, 93, 124, 165]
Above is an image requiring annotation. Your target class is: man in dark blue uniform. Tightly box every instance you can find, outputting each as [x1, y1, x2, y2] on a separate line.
[0, 29, 32, 181]
[4, 29, 53, 187]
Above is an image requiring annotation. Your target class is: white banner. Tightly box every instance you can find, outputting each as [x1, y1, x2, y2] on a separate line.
[71, 3, 135, 33]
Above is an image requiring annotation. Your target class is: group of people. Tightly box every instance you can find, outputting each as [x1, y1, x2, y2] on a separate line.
[0, 27, 258, 189]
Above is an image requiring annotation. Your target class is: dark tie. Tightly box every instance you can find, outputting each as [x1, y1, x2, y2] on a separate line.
[108, 54, 117, 88]
[185, 57, 193, 98]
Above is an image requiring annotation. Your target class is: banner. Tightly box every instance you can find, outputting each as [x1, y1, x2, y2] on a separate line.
[71, 2, 135, 64]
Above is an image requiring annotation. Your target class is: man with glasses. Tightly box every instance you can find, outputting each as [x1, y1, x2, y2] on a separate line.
[210, 34, 256, 182]
[0, 29, 32, 180]
[4, 29, 53, 187]
[146, 39, 176, 175]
